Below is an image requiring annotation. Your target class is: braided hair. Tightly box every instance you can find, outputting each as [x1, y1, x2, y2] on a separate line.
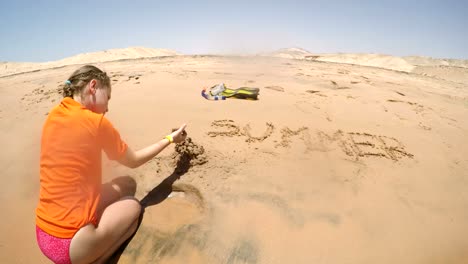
[63, 65, 110, 98]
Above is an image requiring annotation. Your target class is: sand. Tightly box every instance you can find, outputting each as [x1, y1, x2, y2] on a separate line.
[1, 48, 468, 263]
[0, 47, 180, 77]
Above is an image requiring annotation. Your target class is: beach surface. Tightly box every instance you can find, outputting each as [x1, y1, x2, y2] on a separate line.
[1, 48, 468, 263]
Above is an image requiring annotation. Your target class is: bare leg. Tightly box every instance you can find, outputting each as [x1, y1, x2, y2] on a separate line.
[69, 197, 142, 264]
[91, 217, 139, 264]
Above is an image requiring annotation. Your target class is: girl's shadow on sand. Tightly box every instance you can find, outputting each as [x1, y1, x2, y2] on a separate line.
[107, 156, 191, 263]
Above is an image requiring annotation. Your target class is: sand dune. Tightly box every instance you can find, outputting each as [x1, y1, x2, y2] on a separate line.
[261, 48, 468, 84]
[3, 46, 467, 82]
[1, 48, 468, 263]
[404, 55, 468, 68]
[52, 47, 180, 66]
[313, 53, 416, 72]
[265, 50, 416, 72]
[260, 47, 313, 59]
[0, 47, 180, 77]
[312, 53, 468, 72]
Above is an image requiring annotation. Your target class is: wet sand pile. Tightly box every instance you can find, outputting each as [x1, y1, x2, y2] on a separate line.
[171, 137, 208, 175]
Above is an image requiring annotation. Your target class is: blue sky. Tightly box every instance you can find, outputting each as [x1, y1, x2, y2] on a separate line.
[1, 0, 467, 62]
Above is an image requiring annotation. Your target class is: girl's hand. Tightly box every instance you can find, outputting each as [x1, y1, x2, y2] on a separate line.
[170, 124, 187, 143]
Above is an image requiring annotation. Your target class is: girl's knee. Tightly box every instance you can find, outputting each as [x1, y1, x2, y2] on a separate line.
[121, 197, 142, 219]
[125, 200, 142, 234]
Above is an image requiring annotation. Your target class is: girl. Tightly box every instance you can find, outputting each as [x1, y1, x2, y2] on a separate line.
[35, 65, 187, 264]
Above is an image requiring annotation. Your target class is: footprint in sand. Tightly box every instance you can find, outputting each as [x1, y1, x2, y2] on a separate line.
[305, 90, 327, 97]
[387, 99, 426, 114]
[264, 85, 285, 92]
[21, 85, 62, 107]
[214, 72, 233, 75]
[394, 91, 406, 96]
[330, 80, 351, 90]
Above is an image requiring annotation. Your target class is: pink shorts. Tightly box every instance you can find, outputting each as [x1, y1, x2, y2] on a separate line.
[36, 226, 72, 264]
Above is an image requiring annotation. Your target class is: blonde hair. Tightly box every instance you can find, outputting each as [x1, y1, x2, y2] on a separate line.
[63, 65, 110, 98]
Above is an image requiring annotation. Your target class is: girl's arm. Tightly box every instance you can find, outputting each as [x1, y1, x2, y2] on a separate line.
[119, 124, 187, 168]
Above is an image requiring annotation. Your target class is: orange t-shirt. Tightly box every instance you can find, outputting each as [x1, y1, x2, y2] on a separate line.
[36, 97, 128, 238]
